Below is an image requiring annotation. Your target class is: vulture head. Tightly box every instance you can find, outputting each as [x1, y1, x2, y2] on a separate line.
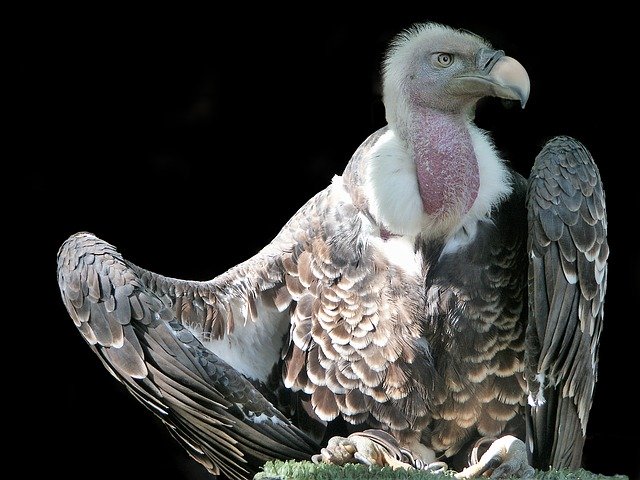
[362, 23, 531, 239]
[383, 23, 530, 127]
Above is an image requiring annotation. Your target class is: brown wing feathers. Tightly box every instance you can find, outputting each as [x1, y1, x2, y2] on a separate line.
[279, 191, 432, 435]
[57, 232, 316, 479]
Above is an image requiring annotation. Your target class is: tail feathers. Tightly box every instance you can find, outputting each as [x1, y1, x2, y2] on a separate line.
[527, 385, 585, 470]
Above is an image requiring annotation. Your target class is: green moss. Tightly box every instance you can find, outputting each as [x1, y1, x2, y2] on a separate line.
[254, 460, 629, 480]
[255, 460, 452, 479]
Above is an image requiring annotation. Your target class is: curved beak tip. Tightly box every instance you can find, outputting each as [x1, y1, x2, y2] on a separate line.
[490, 55, 530, 108]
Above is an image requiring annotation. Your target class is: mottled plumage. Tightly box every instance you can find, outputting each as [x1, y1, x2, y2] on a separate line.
[57, 23, 607, 479]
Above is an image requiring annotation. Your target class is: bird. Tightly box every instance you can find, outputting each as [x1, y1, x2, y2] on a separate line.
[57, 22, 608, 479]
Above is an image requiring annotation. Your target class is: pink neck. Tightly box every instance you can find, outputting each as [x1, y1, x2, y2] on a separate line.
[405, 108, 479, 218]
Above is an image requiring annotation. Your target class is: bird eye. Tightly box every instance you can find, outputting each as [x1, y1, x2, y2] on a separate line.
[434, 53, 454, 67]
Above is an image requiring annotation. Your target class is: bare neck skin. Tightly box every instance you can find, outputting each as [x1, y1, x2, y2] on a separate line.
[402, 107, 479, 220]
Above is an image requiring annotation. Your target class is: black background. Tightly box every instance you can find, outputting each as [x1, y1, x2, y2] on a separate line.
[18, 8, 637, 479]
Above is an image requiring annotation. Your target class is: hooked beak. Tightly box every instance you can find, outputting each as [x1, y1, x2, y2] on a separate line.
[450, 48, 530, 108]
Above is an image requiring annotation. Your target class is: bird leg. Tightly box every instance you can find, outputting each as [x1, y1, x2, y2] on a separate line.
[455, 435, 534, 479]
[312, 429, 446, 472]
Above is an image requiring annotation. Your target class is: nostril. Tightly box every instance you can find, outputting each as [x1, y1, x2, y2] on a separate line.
[477, 48, 505, 73]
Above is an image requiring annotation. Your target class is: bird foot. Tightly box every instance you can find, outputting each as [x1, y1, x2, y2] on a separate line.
[455, 435, 535, 479]
[312, 429, 412, 469]
[312, 429, 447, 472]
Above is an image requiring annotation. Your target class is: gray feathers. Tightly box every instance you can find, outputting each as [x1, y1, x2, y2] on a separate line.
[57, 233, 317, 480]
[525, 137, 608, 469]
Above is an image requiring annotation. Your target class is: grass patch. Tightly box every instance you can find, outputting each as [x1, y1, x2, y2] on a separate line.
[255, 460, 629, 480]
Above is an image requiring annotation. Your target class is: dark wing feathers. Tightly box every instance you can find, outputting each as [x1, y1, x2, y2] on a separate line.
[525, 136, 608, 469]
[57, 233, 317, 480]
[58, 130, 608, 477]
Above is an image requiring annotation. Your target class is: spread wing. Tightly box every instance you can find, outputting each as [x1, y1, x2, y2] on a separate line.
[57, 127, 440, 478]
[525, 136, 608, 469]
[57, 214, 322, 479]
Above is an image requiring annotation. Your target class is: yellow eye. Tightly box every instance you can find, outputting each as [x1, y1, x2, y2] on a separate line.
[435, 53, 454, 67]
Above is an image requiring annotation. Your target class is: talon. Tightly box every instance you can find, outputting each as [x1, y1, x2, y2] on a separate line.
[314, 430, 416, 470]
[455, 436, 534, 479]
[424, 461, 448, 473]
[470, 436, 497, 465]
[314, 436, 359, 466]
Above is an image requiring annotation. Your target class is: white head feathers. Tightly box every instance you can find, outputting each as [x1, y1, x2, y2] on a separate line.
[382, 23, 490, 128]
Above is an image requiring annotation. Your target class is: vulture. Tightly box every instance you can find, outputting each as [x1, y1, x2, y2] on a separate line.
[57, 23, 608, 479]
